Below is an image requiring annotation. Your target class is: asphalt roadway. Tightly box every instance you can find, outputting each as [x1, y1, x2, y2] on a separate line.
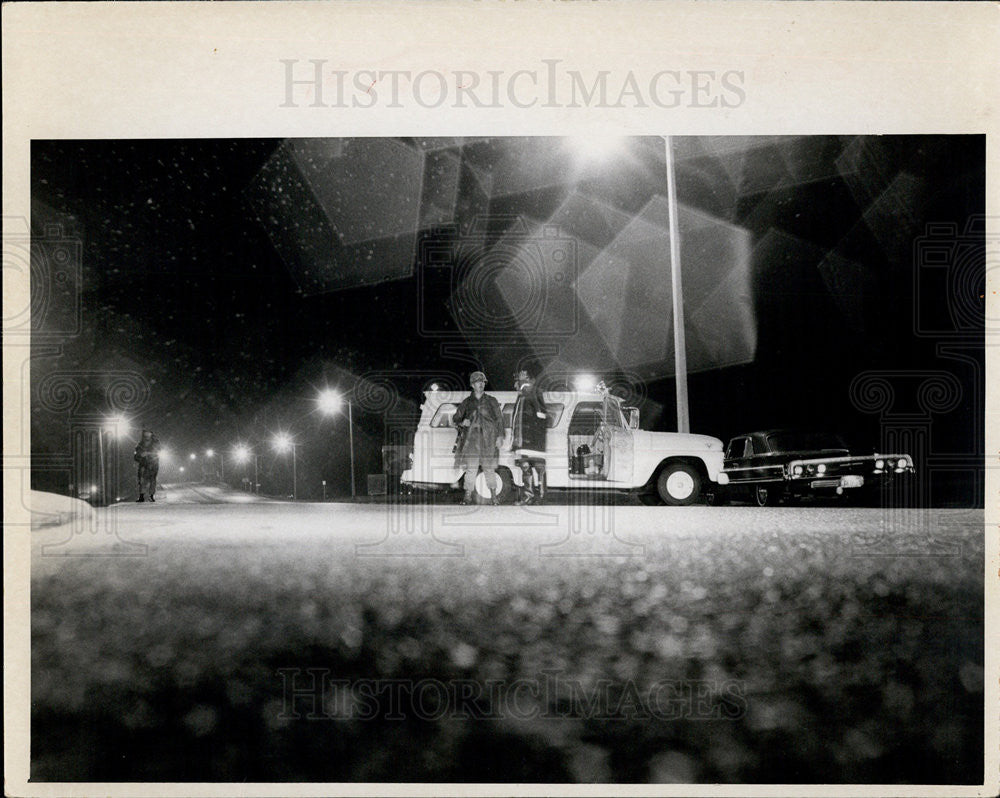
[30, 486, 985, 784]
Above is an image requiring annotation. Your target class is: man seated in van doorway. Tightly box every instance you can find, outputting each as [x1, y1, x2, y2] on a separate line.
[511, 367, 549, 505]
[453, 371, 504, 505]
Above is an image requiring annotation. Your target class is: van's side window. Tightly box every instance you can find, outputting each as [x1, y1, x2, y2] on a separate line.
[545, 403, 564, 428]
[430, 404, 457, 428]
[568, 402, 604, 436]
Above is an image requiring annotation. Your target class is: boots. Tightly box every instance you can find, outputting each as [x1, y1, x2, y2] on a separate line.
[148, 494, 155, 502]
[136, 494, 145, 502]
[516, 464, 536, 505]
[460, 492, 474, 505]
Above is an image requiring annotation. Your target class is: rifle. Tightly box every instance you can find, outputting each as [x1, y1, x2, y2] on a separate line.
[453, 404, 477, 454]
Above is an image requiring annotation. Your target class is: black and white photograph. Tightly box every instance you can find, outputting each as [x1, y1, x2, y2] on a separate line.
[4, 3, 997, 797]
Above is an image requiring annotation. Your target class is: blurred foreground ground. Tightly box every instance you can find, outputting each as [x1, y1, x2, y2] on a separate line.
[30, 489, 984, 783]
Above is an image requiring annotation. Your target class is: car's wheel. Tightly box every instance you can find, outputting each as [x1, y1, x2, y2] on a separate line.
[656, 463, 702, 506]
[474, 466, 515, 504]
[706, 489, 729, 507]
[754, 485, 779, 507]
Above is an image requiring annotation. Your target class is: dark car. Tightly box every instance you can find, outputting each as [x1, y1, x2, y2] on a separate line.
[719, 430, 914, 506]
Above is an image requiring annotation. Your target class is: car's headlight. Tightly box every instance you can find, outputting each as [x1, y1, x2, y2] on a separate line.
[792, 465, 803, 476]
[817, 463, 827, 474]
[875, 459, 885, 470]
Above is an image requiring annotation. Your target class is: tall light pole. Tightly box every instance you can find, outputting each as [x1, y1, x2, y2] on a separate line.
[317, 388, 356, 500]
[205, 449, 225, 483]
[103, 416, 130, 501]
[567, 135, 690, 433]
[273, 433, 297, 500]
[663, 135, 689, 433]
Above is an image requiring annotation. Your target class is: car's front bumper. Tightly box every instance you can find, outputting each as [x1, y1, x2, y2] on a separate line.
[798, 474, 866, 492]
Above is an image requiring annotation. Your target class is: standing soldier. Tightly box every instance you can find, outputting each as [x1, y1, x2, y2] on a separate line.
[453, 371, 504, 505]
[511, 368, 549, 504]
[134, 429, 161, 502]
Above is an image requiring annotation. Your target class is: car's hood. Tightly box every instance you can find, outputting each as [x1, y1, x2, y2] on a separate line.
[767, 448, 852, 460]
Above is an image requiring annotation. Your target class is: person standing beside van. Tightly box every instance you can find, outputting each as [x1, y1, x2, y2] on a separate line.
[511, 368, 548, 505]
[453, 371, 504, 505]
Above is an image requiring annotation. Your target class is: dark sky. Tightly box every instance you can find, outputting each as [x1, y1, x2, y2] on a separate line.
[30, 136, 985, 502]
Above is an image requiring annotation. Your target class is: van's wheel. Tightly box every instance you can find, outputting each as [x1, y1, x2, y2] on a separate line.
[474, 466, 515, 504]
[656, 463, 702, 506]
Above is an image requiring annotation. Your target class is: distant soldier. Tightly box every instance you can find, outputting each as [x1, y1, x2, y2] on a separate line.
[511, 368, 549, 504]
[453, 371, 504, 505]
[134, 429, 161, 502]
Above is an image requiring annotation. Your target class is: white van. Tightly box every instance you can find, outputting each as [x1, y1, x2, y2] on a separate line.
[399, 384, 729, 504]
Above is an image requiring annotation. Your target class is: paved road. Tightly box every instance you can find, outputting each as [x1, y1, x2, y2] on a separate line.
[140, 481, 278, 504]
[31, 500, 984, 783]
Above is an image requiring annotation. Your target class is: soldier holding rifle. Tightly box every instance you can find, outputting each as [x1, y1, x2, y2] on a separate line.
[453, 371, 504, 505]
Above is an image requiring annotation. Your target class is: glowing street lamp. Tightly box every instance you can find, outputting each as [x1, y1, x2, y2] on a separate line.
[566, 134, 628, 164]
[103, 415, 130, 438]
[317, 388, 356, 500]
[272, 432, 298, 500]
[189, 452, 197, 461]
[233, 444, 259, 494]
[205, 448, 224, 482]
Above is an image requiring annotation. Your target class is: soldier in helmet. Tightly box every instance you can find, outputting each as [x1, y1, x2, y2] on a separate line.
[511, 368, 549, 504]
[452, 371, 504, 505]
[133, 429, 161, 502]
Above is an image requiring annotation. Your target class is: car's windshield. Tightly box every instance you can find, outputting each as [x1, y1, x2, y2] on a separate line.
[765, 432, 848, 453]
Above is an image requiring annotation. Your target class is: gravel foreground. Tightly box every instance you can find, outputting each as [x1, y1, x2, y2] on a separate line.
[30, 503, 984, 783]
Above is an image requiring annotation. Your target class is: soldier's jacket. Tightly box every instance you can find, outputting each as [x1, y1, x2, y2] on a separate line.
[134, 436, 161, 467]
[453, 393, 503, 457]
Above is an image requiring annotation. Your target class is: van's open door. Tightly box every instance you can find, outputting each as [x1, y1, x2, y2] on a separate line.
[603, 397, 634, 483]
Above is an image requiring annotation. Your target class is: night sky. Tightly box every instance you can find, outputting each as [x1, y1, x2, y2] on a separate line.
[30, 136, 985, 503]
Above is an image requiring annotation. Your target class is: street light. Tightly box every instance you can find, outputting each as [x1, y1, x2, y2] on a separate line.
[272, 432, 297, 500]
[567, 135, 689, 433]
[103, 416, 130, 502]
[662, 135, 689, 433]
[205, 448, 224, 483]
[317, 388, 356, 500]
[233, 444, 259, 494]
[566, 134, 628, 164]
